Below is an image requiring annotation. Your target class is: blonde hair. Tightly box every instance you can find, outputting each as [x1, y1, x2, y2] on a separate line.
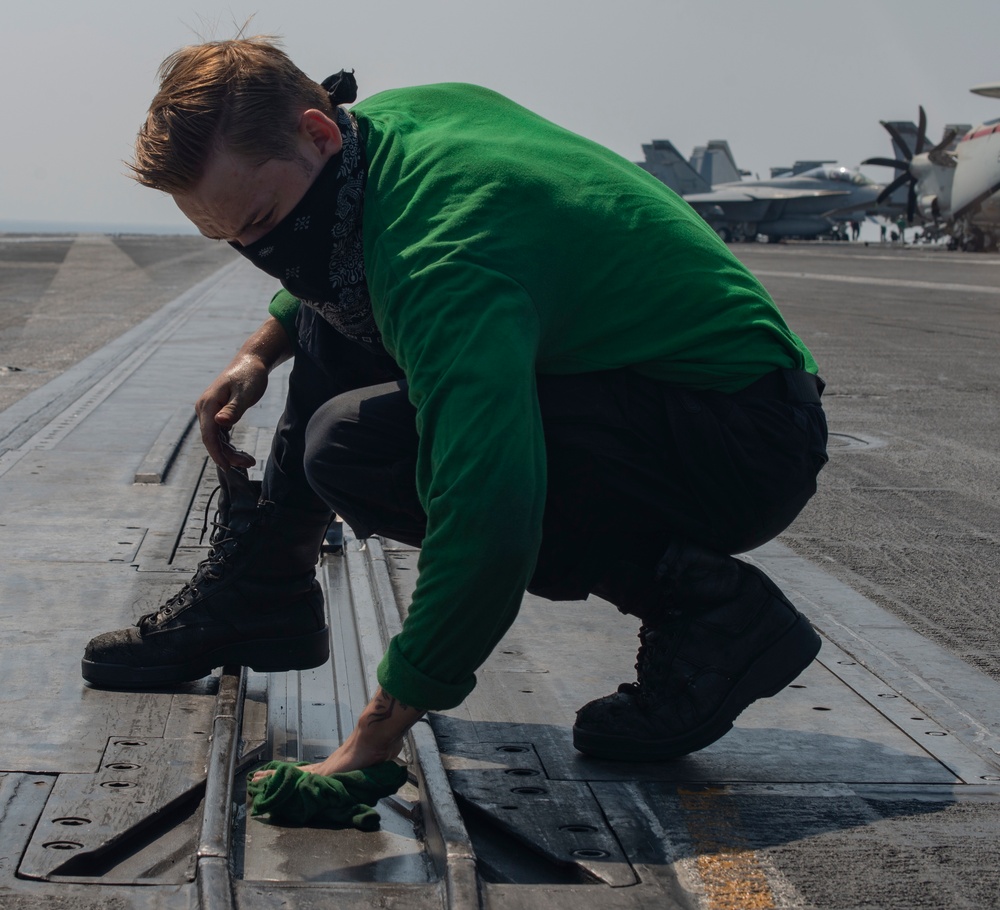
[130, 37, 330, 193]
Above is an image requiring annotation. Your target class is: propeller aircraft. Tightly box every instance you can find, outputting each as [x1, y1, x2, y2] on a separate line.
[864, 84, 1000, 251]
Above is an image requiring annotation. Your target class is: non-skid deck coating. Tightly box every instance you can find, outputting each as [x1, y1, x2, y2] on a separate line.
[0, 249, 999, 909]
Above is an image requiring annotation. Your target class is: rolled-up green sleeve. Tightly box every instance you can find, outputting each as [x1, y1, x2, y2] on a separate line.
[377, 638, 476, 709]
[267, 289, 301, 338]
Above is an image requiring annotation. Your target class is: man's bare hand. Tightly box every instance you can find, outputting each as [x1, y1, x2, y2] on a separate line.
[250, 687, 425, 780]
[195, 317, 293, 468]
[196, 359, 269, 468]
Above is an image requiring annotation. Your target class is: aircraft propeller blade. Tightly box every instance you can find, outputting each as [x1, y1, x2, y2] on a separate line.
[863, 157, 910, 170]
[876, 170, 914, 205]
[881, 121, 913, 161]
[930, 128, 957, 154]
[927, 129, 959, 169]
[915, 106, 927, 155]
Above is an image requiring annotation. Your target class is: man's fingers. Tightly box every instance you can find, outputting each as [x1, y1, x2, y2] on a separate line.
[221, 438, 256, 468]
[196, 404, 234, 468]
[214, 397, 245, 428]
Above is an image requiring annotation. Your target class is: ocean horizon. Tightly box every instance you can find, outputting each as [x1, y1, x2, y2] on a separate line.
[0, 218, 198, 236]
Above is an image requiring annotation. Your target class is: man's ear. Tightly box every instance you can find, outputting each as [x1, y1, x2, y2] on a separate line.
[299, 109, 343, 159]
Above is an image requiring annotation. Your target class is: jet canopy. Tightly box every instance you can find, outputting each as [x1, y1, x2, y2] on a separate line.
[799, 166, 874, 186]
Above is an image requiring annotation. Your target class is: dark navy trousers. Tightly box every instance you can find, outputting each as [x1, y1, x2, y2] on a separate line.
[264, 304, 828, 612]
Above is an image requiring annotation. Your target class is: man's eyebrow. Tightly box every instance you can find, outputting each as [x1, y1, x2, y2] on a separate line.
[200, 208, 262, 243]
[233, 209, 263, 241]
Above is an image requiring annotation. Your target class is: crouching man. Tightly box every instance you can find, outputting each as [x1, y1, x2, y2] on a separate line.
[83, 37, 829, 773]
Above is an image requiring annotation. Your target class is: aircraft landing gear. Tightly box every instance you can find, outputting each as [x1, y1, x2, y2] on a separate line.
[712, 224, 758, 243]
[961, 228, 984, 252]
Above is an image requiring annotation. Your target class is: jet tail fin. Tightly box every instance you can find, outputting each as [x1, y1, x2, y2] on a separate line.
[637, 140, 711, 194]
[689, 140, 745, 186]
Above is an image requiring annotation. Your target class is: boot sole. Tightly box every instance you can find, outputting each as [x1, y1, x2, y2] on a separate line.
[572, 611, 821, 761]
[81, 627, 331, 688]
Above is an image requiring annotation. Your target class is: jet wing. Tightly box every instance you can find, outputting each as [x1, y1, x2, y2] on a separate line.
[684, 188, 849, 204]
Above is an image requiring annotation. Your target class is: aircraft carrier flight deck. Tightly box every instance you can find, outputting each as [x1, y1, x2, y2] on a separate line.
[1, 233, 999, 909]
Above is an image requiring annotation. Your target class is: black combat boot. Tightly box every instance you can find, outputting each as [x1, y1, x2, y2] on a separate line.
[573, 542, 821, 761]
[81, 466, 331, 687]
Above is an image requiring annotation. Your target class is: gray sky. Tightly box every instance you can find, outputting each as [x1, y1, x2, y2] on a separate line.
[3, 0, 999, 231]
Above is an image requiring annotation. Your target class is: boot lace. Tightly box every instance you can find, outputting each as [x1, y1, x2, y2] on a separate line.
[618, 608, 687, 704]
[137, 488, 263, 631]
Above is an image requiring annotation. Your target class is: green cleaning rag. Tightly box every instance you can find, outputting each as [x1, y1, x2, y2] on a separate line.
[247, 760, 409, 830]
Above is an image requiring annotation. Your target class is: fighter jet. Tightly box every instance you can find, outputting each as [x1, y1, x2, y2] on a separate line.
[863, 85, 1000, 251]
[637, 140, 890, 242]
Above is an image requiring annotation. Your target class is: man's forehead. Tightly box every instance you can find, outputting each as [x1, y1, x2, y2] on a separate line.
[173, 150, 262, 239]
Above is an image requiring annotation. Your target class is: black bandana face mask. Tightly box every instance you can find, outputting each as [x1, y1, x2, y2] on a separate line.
[233, 104, 382, 352]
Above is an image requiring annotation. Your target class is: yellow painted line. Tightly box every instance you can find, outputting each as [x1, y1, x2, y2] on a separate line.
[679, 786, 776, 910]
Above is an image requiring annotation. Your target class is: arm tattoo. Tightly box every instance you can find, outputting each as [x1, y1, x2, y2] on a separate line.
[366, 690, 413, 727]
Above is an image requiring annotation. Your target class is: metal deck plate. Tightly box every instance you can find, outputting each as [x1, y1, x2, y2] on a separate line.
[385, 540, 1000, 904]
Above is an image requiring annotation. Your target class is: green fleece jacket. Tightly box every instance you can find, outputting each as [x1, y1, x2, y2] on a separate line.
[269, 83, 817, 710]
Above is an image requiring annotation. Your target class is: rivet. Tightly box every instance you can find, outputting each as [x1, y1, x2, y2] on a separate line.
[511, 786, 547, 795]
[876, 694, 898, 699]
[837, 660, 856, 666]
[496, 745, 529, 753]
[113, 740, 147, 747]
[560, 824, 598, 833]
[980, 775, 1000, 781]
[100, 781, 137, 789]
[925, 731, 947, 737]
[504, 768, 539, 777]
[812, 706, 832, 711]
[571, 848, 608, 859]
[43, 841, 83, 851]
[105, 762, 141, 771]
[53, 817, 91, 827]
